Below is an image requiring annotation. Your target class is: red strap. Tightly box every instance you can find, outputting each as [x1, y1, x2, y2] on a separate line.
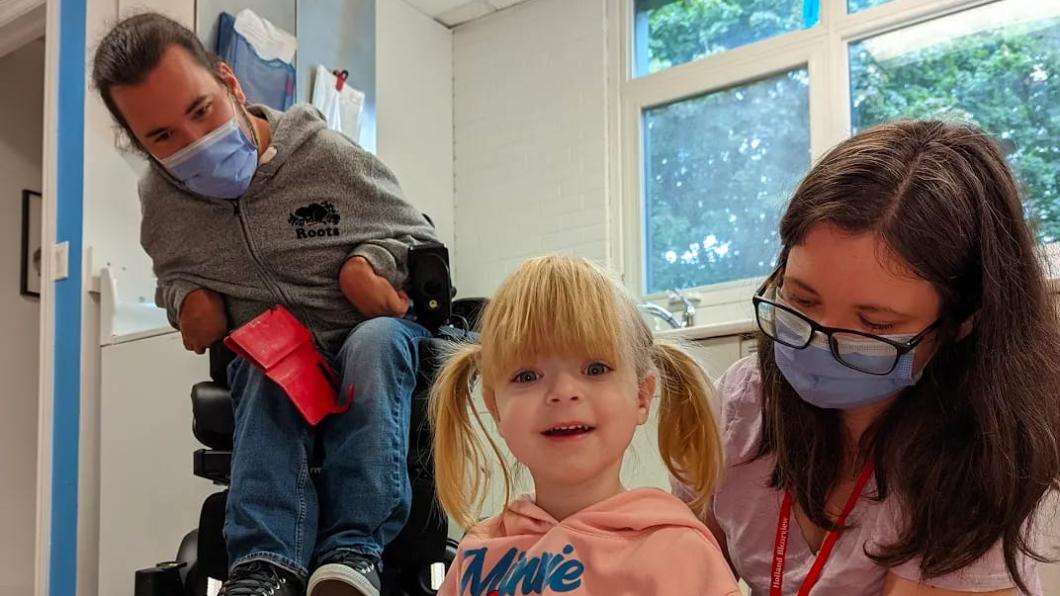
[770, 459, 875, 596]
[770, 492, 794, 594]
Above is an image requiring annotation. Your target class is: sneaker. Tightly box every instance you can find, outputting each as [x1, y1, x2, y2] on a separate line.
[218, 561, 303, 596]
[307, 553, 381, 596]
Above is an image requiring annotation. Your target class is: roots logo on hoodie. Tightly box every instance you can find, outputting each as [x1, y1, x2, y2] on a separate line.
[459, 544, 584, 595]
[288, 201, 341, 239]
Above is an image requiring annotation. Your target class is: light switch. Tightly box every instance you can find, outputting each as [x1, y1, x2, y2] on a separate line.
[53, 241, 69, 281]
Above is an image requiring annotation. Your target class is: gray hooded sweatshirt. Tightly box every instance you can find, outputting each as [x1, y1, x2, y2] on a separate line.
[140, 104, 438, 353]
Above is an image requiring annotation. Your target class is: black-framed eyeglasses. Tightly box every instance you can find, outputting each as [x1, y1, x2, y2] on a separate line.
[752, 268, 940, 375]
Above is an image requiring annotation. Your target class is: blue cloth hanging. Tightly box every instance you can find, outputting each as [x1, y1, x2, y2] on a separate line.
[216, 11, 296, 111]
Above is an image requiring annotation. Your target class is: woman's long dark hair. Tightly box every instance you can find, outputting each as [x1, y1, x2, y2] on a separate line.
[755, 120, 1060, 591]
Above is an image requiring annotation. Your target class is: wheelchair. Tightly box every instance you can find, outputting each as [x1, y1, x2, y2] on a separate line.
[134, 243, 485, 596]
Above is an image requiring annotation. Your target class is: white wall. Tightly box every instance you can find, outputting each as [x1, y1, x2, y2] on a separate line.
[451, 0, 609, 297]
[377, 0, 455, 253]
[0, 37, 43, 596]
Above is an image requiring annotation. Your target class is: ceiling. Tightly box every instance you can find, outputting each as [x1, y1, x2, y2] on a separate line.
[402, 0, 533, 28]
[0, 0, 44, 60]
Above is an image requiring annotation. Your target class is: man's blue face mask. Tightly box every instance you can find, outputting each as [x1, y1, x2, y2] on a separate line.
[159, 116, 258, 199]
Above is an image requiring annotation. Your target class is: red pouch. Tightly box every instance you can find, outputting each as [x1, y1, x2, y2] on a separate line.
[224, 305, 350, 425]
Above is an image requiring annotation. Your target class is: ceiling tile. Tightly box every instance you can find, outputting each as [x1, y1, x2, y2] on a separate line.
[437, 1, 494, 27]
[401, 0, 470, 18]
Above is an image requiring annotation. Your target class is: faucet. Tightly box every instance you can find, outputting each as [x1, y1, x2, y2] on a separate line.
[668, 289, 697, 328]
[638, 303, 682, 329]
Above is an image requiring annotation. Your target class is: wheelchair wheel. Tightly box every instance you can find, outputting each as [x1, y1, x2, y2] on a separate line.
[175, 529, 209, 596]
[182, 564, 209, 596]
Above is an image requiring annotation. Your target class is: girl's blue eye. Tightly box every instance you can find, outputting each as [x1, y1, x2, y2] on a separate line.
[512, 371, 538, 383]
[585, 362, 612, 376]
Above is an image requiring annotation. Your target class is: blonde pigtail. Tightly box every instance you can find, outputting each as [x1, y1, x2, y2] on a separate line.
[429, 343, 513, 529]
[651, 340, 724, 517]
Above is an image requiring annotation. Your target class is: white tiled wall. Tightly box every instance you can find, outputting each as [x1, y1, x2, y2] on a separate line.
[452, 0, 609, 297]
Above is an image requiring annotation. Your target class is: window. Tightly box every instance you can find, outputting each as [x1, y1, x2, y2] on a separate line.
[633, 0, 819, 76]
[617, 0, 1060, 306]
[850, 0, 1060, 243]
[643, 70, 810, 293]
[847, 0, 892, 13]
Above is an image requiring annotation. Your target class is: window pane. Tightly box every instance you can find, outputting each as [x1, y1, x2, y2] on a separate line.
[634, 0, 819, 77]
[848, 0, 892, 13]
[850, 0, 1060, 243]
[643, 69, 810, 293]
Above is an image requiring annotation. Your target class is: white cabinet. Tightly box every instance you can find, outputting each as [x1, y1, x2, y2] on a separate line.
[98, 332, 214, 596]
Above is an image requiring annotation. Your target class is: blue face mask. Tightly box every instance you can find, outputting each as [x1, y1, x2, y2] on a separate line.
[773, 315, 921, 410]
[159, 117, 258, 199]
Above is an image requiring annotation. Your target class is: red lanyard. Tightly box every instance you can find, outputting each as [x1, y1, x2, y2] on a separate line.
[769, 460, 875, 596]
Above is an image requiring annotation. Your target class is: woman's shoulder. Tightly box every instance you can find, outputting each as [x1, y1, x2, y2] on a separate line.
[714, 355, 765, 460]
[868, 498, 1044, 594]
[716, 355, 762, 409]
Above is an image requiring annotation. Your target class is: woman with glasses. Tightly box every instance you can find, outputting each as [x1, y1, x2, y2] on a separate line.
[675, 121, 1060, 595]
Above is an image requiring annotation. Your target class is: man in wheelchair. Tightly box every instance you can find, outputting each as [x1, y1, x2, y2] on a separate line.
[93, 13, 447, 596]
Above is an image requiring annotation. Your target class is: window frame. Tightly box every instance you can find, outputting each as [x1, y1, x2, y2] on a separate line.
[609, 0, 1027, 319]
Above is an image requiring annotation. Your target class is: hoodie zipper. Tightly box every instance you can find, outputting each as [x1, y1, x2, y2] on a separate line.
[232, 198, 326, 347]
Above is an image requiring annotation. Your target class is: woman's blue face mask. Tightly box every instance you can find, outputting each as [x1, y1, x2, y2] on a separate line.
[772, 313, 923, 409]
[754, 275, 940, 410]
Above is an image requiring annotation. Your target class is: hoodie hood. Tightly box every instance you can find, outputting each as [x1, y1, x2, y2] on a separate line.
[492, 488, 712, 539]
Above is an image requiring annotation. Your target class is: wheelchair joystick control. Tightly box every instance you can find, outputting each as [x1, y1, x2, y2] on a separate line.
[134, 560, 186, 596]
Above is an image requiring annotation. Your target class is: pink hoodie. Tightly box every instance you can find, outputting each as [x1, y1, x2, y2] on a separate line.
[438, 488, 741, 596]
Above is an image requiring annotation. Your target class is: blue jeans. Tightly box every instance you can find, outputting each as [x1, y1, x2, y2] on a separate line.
[224, 317, 430, 578]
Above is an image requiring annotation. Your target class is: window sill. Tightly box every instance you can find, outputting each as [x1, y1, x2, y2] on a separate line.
[654, 318, 755, 342]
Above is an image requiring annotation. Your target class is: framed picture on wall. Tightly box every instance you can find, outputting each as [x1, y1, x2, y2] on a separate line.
[20, 189, 42, 298]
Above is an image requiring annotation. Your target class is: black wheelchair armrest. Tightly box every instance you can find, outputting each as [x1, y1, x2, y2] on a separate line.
[209, 340, 238, 387]
[191, 381, 235, 450]
[193, 449, 232, 484]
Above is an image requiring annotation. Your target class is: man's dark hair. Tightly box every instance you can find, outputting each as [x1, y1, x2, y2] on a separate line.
[91, 12, 223, 146]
